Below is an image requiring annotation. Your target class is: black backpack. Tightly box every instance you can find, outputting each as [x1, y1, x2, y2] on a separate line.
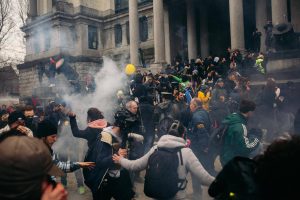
[157, 104, 174, 138]
[209, 124, 228, 152]
[144, 147, 186, 199]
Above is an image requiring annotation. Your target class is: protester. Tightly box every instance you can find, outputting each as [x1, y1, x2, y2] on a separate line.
[209, 135, 300, 200]
[0, 111, 33, 139]
[187, 98, 215, 198]
[35, 119, 95, 173]
[220, 100, 260, 166]
[83, 122, 135, 200]
[0, 136, 67, 200]
[113, 120, 214, 200]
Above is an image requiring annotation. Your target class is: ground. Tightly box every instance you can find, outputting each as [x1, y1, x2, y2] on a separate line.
[65, 171, 212, 200]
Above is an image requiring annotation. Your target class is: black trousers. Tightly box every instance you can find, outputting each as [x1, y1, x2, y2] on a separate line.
[93, 170, 135, 200]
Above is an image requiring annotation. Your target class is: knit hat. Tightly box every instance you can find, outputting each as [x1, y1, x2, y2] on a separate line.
[216, 78, 224, 83]
[8, 111, 26, 125]
[36, 119, 58, 138]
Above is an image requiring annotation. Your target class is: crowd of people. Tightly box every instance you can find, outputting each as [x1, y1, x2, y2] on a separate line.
[0, 48, 300, 200]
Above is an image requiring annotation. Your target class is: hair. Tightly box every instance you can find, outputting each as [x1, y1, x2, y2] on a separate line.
[24, 105, 34, 111]
[255, 136, 300, 200]
[239, 99, 256, 113]
[125, 101, 137, 110]
[168, 120, 185, 138]
[266, 77, 276, 91]
[87, 108, 104, 121]
[191, 98, 202, 108]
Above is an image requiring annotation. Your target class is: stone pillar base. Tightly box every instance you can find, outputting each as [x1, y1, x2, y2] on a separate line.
[150, 63, 165, 74]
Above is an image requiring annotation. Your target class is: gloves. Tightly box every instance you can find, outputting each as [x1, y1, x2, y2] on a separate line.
[128, 133, 144, 143]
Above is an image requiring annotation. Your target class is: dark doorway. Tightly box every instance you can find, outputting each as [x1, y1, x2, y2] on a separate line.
[168, 1, 188, 63]
[243, 0, 256, 51]
[207, 0, 231, 56]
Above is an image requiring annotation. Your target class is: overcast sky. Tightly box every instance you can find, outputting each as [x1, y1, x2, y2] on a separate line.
[0, 0, 26, 65]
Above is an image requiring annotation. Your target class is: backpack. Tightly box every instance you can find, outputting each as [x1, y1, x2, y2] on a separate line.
[208, 124, 228, 152]
[144, 147, 186, 199]
[157, 103, 174, 138]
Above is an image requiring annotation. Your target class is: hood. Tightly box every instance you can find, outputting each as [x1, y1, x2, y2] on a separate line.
[157, 135, 186, 149]
[223, 113, 247, 125]
[102, 126, 122, 143]
[158, 100, 172, 110]
[88, 119, 107, 129]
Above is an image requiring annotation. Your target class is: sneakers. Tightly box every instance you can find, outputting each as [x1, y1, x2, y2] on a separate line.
[78, 186, 85, 195]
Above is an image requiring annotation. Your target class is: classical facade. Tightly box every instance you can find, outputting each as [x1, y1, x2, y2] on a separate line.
[18, 0, 300, 97]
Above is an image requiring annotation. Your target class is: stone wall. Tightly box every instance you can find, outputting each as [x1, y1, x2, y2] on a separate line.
[19, 61, 101, 98]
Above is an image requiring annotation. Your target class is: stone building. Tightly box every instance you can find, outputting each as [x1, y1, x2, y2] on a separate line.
[18, 0, 300, 97]
[0, 66, 19, 96]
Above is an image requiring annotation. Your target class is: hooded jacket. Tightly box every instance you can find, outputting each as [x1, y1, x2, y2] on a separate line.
[69, 116, 107, 148]
[119, 134, 214, 199]
[82, 127, 118, 193]
[220, 113, 259, 166]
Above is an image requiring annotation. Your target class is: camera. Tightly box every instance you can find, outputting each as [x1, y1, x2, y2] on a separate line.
[114, 109, 139, 148]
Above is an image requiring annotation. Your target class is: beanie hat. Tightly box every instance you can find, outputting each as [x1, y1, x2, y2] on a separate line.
[36, 119, 57, 138]
[8, 111, 26, 125]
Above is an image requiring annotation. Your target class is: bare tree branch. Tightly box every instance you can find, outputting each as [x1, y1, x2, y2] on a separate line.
[17, 0, 29, 27]
[0, 0, 14, 48]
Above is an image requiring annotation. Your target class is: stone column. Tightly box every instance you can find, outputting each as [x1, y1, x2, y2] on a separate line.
[153, 0, 165, 64]
[199, 4, 209, 58]
[122, 23, 128, 46]
[291, 0, 300, 32]
[164, 6, 171, 64]
[271, 0, 288, 25]
[256, 0, 268, 52]
[46, 0, 52, 13]
[129, 0, 140, 66]
[37, 0, 52, 15]
[28, 0, 37, 18]
[229, 0, 245, 50]
[186, 0, 197, 60]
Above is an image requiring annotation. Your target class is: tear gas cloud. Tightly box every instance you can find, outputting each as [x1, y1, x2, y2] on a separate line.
[53, 57, 128, 159]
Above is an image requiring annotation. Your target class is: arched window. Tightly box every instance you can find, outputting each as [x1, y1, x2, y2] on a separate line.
[115, 24, 122, 47]
[139, 16, 148, 42]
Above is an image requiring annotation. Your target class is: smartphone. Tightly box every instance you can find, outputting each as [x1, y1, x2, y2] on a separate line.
[47, 175, 57, 188]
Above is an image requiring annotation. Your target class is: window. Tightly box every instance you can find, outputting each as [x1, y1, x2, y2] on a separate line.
[126, 21, 130, 44]
[34, 35, 40, 53]
[115, 0, 128, 13]
[88, 26, 98, 50]
[44, 29, 51, 51]
[115, 24, 122, 47]
[139, 16, 148, 42]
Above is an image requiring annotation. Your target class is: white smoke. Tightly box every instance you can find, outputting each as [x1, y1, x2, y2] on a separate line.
[53, 57, 127, 164]
[62, 56, 127, 125]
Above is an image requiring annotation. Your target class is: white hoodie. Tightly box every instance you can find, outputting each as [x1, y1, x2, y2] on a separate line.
[120, 134, 214, 199]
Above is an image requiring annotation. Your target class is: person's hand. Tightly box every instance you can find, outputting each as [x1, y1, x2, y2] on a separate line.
[118, 148, 127, 157]
[41, 182, 68, 200]
[78, 162, 95, 170]
[16, 126, 33, 136]
[112, 154, 122, 164]
[67, 112, 76, 117]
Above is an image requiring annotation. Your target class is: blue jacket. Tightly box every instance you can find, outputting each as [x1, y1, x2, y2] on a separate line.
[188, 108, 211, 151]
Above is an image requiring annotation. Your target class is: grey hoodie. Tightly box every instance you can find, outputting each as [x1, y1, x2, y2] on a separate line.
[120, 134, 215, 199]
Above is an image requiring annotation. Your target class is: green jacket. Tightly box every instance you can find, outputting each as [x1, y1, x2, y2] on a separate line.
[171, 75, 190, 91]
[220, 113, 259, 166]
